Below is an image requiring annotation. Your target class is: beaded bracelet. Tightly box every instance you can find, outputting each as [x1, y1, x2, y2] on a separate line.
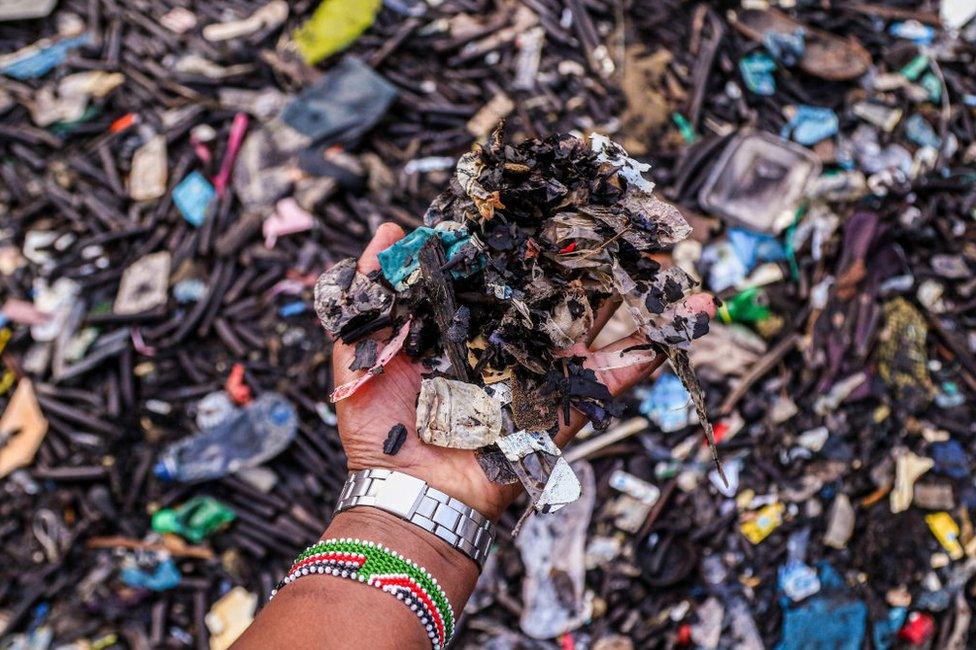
[271, 538, 456, 649]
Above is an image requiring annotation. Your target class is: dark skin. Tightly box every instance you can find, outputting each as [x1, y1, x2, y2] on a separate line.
[234, 223, 715, 649]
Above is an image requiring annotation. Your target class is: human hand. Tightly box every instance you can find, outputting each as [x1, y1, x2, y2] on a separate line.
[331, 222, 716, 521]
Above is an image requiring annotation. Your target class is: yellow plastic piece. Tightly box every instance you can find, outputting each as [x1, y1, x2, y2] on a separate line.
[925, 512, 964, 560]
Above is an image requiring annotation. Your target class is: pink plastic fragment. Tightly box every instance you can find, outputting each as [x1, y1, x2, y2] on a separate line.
[264, 198, 316, 248]
[213, 112, 249, 197]
[1, 298, 50, 326]
[331, 320, 411, 402]
[131, 328, 157, 357]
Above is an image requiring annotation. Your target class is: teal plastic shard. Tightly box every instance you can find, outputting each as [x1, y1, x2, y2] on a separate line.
[377, 225, 478, 291]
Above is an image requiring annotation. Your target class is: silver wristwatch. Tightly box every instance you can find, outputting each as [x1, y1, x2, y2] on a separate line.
[334, 469, 495, 568]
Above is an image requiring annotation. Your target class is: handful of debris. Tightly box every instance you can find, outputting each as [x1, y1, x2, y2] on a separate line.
[315, 126, 717, 512]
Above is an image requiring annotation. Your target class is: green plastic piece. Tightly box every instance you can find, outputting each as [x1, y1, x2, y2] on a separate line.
[293, 0, 382, 65]
[920, 73, 942, 103]
[151, 496, 236, 543]
[900, 55, 929, 81]
[718, 287, 771, 324]
[672, 112, 698, 143]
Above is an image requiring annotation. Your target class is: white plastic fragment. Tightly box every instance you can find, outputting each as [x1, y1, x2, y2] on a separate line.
[114, 251, 172, 315]
[497, 430, 581, 513]
[205, 586, 258, 650]
[891, 449, 934, 513]
[202, 1, 288, 41]
[129, 134, 168, 201]
[823, 493, 855, 549]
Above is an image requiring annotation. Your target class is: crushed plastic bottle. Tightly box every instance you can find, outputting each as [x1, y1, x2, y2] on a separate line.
[154, 392, 297, 482]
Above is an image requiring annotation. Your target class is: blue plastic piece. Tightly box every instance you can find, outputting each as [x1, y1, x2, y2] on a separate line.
[775, 563, 867, 650]
[639, 373, 691, 433]
[121, 558, 181, 591]
[1, 34, 92, 79]
[377, 226, 474, 291]
[931, 439, 968, 478]
[172, 171, 215, 227]
[778, 559, 821, 602]
[172, 278, 207, 303]
[740, 53, 777, 96]
[889, 21, 935, 45]
[872, 607, 907, 650]
[279, 301, 307, 317]
[763, 28, 805, 66]
[728, 228, 788, 272]
[904, 114, 941, 148]
[781, 105, 839, 146]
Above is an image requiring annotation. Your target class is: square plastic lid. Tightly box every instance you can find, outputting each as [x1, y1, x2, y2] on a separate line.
[698, 130, 821, 233]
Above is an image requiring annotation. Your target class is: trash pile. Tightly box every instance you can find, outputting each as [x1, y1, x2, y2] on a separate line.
[315, 126, 716, 513]
[3, 0, 976, 648]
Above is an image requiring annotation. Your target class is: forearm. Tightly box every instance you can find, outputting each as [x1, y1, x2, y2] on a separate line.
[232, 508, 479, 649]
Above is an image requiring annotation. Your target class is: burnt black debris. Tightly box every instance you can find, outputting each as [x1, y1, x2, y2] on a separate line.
[383, 423, 408, 456]
[3, 0, 976, 648]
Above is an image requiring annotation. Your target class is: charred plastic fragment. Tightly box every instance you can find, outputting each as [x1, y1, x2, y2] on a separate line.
[314, 126, 716, 509]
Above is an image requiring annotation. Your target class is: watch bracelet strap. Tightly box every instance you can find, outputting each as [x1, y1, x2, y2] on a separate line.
[334, 468, 495, 568]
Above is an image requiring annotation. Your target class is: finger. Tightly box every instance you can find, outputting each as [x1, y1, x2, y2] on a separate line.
[358, 222, 405, 274]
[584, 296, 623, 349]
[553, 292, 717, 448]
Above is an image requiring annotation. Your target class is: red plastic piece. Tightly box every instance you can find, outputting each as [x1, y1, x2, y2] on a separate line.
[226, 363, 252, 405]
[898, 611, 935, 645]
[677, 623, 692, 645]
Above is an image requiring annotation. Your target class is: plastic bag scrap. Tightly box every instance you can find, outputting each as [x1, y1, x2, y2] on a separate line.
[292, 0, 381, 66]
[877, 297, 935, 412]
[775, 563, 867, 650]
[0, 33, 92, 79]
[515, 461, 594, 639]
[313, 257, 393, 342]
[154, 392, 297, 482]
[281, 56, 397, 148]
[313, 126, 716, 510]
[0, 379, 48, 478]
[121, 555, 181, 592]
[114, 252, 171, 315]
[698, 130, 821, 234]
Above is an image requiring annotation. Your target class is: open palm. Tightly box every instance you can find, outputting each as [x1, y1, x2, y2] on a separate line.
[332, 223, 715, 521]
